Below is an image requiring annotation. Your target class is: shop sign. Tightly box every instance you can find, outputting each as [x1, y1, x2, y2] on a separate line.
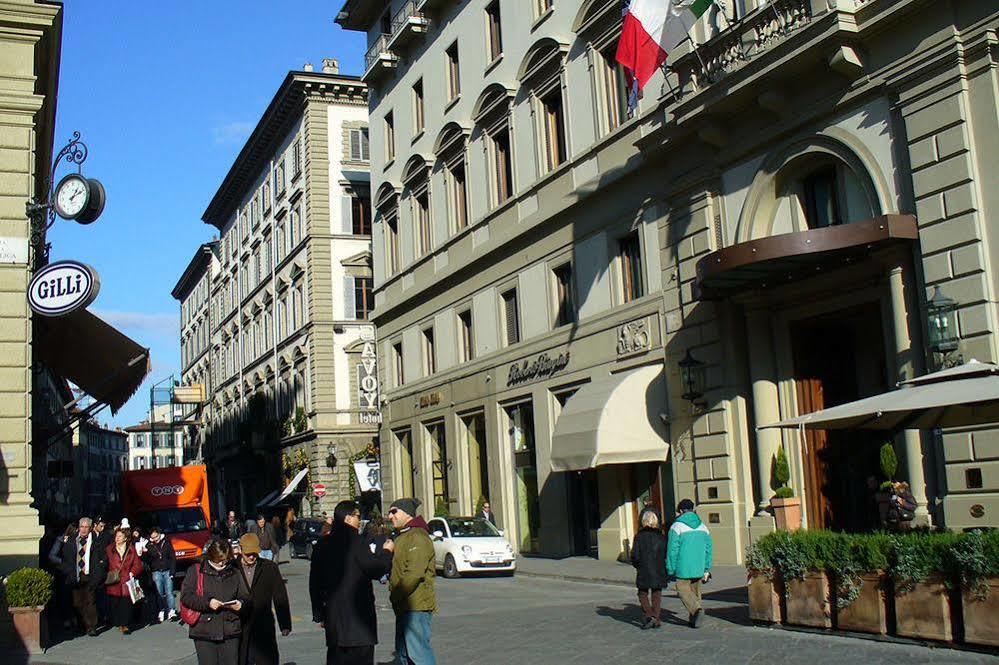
[507, 351, 570, 387]
[359, 411, 382, 424]
[354, 460, 381, 493]
[357, 341, 379, 409]
[418, 392, 441, 408]
[28, 260, 100, 316]
[617, 318, 651, 357]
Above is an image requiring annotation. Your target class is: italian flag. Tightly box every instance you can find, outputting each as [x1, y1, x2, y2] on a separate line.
[616, 0, 712, 97]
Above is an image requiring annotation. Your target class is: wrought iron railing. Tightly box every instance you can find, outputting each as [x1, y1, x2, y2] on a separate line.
[391, 0, 424, 35]
[364, 34, 393, 72]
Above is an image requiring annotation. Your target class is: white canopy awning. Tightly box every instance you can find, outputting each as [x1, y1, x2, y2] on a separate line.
[268, 467, 309, 506]
[255, 490, 279, 507]
[550, 364, 669, 472]
[761, 360, 999, 431]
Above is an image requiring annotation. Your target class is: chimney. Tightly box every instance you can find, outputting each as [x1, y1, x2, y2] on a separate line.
[322, 58, 339, 74]
[303, 62, 314, 72]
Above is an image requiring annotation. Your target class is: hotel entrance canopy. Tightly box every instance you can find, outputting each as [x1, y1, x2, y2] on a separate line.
[761, 361, 999, 431]
[550, 364, 670, 472]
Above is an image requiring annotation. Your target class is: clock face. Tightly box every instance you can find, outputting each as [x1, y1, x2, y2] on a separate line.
[55, 175, 90, 219]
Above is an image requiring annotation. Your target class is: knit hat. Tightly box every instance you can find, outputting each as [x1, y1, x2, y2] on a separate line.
[238, 533, 261, 555]
[389, 497, 421, 518]
[677, 498, 695, 512]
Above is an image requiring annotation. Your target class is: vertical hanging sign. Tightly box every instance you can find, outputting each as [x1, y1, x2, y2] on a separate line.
[357, 340, 381, 423]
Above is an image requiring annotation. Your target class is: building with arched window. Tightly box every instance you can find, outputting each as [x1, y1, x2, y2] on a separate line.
[338, 0, 999, 563]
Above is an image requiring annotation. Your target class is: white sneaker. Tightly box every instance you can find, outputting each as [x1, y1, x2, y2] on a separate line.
[167, 610, 177, 621]
[157, 610, 165, 623]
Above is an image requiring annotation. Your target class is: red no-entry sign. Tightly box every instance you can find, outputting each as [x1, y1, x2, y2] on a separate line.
[312, 483, 326, 498]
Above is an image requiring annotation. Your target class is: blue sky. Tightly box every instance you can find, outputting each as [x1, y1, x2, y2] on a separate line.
[49, 1, 365, 427]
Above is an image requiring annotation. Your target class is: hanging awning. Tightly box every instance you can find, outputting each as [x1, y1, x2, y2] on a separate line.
[268, 467, 309, 506]
[760, 360, 999, 431]
[34, 309, 151, 415]
[550, 364, 670, 472]
[255, 490, 280, 508]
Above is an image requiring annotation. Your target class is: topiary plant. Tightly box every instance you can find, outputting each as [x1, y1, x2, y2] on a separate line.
[879, 443, 898, 491]
[4, 567, 53, 608]
[771, 446, 793, 499]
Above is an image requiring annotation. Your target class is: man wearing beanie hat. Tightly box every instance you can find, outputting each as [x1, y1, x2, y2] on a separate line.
[237, 532, 291, 665]
[666, 499, 713, 628]
[386, 497, 437, 664]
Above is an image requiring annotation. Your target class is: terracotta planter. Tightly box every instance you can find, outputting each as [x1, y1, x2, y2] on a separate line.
[785, 571, 832, 628]
[748, 572, 782, 624]
[962, 576, 999, 647]
[835, 572, 887, 635]
[8, 606, 47, 653]
[770, 496, 801, 531]
[894, 576, 952, 642]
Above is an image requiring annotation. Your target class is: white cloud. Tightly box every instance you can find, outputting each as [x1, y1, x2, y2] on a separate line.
[212, 121, 253, 145]
[93, 309, 179, 335]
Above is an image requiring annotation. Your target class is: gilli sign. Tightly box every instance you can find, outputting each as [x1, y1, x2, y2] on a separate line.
[28, 260, 100, 317]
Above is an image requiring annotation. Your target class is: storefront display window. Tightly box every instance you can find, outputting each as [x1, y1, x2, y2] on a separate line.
[505, 402, 539, 552]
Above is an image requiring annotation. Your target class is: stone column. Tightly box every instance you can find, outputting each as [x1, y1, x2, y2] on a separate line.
[745, 309, 782, 513]
[887, 262, 931, 522]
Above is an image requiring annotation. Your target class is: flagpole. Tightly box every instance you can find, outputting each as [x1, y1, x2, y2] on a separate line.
[685, 34, 713, 88]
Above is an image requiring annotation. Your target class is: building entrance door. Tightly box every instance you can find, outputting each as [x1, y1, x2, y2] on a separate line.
[791, 303, 887, 531]
[566, 470, 599, 557]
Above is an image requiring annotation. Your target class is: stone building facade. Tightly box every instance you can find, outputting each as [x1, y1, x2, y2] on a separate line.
[196, 63, 375, 518]
[340, 0, 999, 563]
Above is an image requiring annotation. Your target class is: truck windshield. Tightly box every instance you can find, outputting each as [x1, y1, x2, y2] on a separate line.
[138, 507, 207, 534]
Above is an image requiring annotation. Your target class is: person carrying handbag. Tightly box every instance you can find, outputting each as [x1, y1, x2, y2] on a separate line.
[105, 528, 144, 634]
[180, 539, 251, 665]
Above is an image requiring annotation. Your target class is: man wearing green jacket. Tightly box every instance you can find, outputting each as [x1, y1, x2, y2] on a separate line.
[666, 498, 713, 628]
[386, 498, 437, 664]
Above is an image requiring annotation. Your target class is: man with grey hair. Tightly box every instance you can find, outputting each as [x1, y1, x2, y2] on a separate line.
[59, 516, 107, 636]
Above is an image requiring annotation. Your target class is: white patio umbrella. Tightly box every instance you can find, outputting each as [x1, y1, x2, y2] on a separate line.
[760, 360, 999, 431]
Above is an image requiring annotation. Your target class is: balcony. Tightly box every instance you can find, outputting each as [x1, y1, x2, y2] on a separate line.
[417, 0, 451, 15]
[388, 1, 430, 55]
[362, 34, 399, 84]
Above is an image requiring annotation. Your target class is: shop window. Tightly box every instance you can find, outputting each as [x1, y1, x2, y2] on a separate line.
[427, 421, 450, 508]
[395, 429, 415, 497]
[618, 232, 644, 303]
[505, 402, 539, 552]
[462, 412, 489, 509]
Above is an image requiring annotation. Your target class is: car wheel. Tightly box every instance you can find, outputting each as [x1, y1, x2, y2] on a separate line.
[305, 543, 314, 560]
[443, 554, 460, 579]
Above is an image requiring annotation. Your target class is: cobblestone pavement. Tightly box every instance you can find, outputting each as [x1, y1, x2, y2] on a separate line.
[29, 558, 995, 665]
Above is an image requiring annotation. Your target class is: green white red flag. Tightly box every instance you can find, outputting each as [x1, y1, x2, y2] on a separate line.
[615, 0, 712, 108]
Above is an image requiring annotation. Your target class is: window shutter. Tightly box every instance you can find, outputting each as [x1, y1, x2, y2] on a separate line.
[361, 128, 370, 161]
[504, 291, 518, 344]
[343, 276, 356, 320]
[341, 195, 354, 234]
[350, 130, 360, 161]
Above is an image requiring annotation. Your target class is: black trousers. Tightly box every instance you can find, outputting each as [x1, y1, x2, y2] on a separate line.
[327, 645, 374, 665]
[194, 638, 240, 665]
[70, 579, 98, 631]
[108, 594, 137, 628]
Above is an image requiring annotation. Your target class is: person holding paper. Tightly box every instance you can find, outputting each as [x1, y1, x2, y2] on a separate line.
[181, 539, 251, 665]
[105, 527, 144, 634]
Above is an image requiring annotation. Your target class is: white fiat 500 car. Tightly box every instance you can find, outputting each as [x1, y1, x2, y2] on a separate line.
[426, 516, 516, 578]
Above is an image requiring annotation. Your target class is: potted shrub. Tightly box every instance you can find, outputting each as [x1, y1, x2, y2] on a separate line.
[890, 531, 959, 642]
[875, 443, 898, 525]
[768, 530, 832, 628]
[3, 567, 53, 653]
[745, 539, 782, 624]
[769, 447, 801, 531]
[833, 533, 890, 635]
[952, 529, 999, 647]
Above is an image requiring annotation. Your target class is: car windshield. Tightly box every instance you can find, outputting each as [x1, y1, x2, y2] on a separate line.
[138, 507, 207, 535]
[446, 518, 499, 538]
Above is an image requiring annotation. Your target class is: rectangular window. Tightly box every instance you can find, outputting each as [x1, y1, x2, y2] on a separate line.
[384, 113, 395, 162]
[600, 46, 628, 133]
[275, 161, 286, 196]
[492, 129, 513, 205]
[293, 138, 302, 177]
[535, 0, 553, 16]
[619, 232, 644, 303]
[458, 309, 474, 362]
[541, 89, 567, 171]
[393, 341, 404, 387]
[396, 429, 415, 498]
[422, 327, 436, 375]
[415, 193, 431, 257]
[354, 277, 373, 320]
[449, 163, 468, 231]
[446, 42, 460, 101]
[553, 262, 575, 327]
[351, 193, 371, 235]
[501, 288, 520, 346]
[486, 1, 503, 62]
[413, 79, 425, 135]
[386, 216, 400, 274]
[350, 127, 370, 162]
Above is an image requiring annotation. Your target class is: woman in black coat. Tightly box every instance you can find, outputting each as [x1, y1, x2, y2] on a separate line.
[630, 511, 667, 629]
[236, 535, 292, 665]
[180, 539, 251, 665]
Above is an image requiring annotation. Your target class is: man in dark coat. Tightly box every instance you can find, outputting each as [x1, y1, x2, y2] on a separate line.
[60, 516, 106, 636]
[223, 510, 245, 541]
[310, 500, 393, 665]
[236, 533, 291, 665]
[476, 501, 497, 526]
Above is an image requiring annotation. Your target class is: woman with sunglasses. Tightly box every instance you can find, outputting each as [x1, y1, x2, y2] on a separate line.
[180, 538, 251, 665]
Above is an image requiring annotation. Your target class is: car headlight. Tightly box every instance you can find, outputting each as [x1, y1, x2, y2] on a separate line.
[461, 545, 472, 555]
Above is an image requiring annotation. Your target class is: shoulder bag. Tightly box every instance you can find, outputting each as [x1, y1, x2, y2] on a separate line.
[179, 564, 204, 626]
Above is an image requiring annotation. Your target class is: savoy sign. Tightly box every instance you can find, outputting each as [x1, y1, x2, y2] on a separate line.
[28, 260, 100, 316]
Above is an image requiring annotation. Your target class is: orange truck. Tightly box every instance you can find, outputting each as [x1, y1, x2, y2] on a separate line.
[121, 465, 212, 563]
